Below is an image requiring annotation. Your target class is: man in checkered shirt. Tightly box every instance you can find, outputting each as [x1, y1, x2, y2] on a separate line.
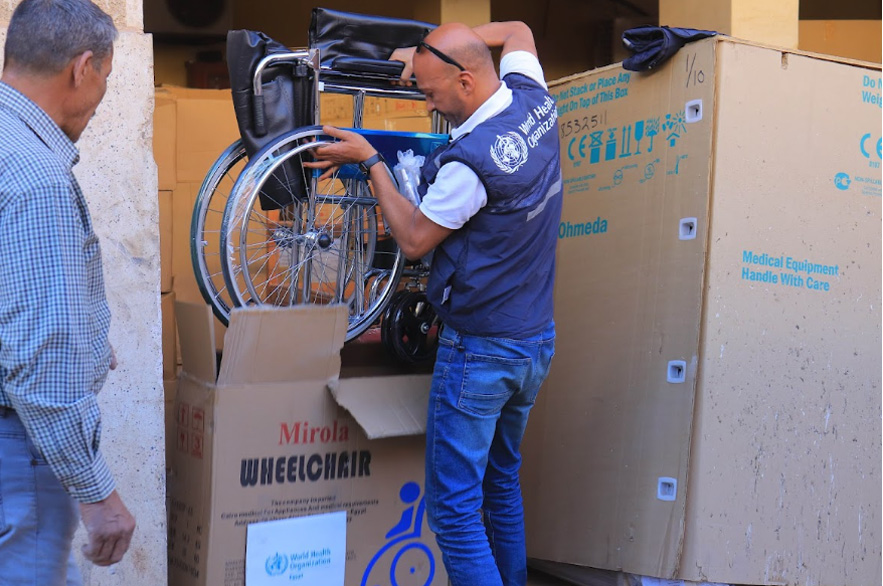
[0, 0, 136, 583]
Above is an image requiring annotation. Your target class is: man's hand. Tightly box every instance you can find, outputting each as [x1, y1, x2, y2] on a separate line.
[307, 126, 379, 180]
[389, 47, 417, 85]
[79, 490, 136, 566]
[109, 345, 117, 370]
[309, 128, 450, 260]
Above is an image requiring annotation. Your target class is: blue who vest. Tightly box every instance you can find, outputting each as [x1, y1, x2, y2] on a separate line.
[419, 73, 563, 339]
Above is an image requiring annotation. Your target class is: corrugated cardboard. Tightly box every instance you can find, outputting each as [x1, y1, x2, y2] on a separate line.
[330, 375, 430, 439]
[159, 189, 173, 293]
[154, 86, 241, 354]
[174, 90, 240, 182]
[154, 91, 177, 191]
[173, 300, 217, 384]
[167, 302, 444, 586]
[169, 182, 205, 306]
[164, 377, 178, 467]
[153, 86, 239, 188]
[521, 37, 881, 586]
[161, 291, 177, 380]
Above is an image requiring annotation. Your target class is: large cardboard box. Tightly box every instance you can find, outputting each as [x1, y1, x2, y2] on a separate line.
[322, 93, 432, 132]
[161, 290, 177, 380]
[164, 377, 178, 467]
[167, 302, 446, 586]
[159, 189, 173, 293]
[153, 86, 241, 356]
[154, 91, 177, 191]
[521, 37, 881, 586]
[153, 86, 240, 302]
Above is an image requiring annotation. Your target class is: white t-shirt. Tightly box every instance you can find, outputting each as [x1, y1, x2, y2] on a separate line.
[418, 51, 548, 230]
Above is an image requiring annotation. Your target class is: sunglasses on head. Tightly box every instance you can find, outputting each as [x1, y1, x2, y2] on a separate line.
[417, 39, 465, 72]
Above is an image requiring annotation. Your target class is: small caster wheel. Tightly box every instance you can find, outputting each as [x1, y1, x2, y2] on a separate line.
[381, 290, 439, 364]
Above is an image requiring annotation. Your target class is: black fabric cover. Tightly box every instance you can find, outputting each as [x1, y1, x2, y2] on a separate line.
[309, 8, 435, 70]
[227, 29, 315, 210]
[621, 25, 717, 72]
[332, 56, 405, 77]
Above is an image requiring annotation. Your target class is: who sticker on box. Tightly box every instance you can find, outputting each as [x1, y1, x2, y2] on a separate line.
[246, 511, 346, 585]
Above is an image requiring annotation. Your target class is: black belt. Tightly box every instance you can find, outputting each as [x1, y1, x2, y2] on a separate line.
[0, 405, 14, 417]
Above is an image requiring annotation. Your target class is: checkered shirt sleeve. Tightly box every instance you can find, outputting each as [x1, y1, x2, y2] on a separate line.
[0, 82, 115, 503]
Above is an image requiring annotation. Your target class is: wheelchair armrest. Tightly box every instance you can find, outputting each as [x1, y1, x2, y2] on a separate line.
[332, 56, 405, 77]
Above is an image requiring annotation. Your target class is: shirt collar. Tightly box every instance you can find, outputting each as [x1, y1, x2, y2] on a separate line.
[0, 81, 79, 168]
[450, 80, 513, 140]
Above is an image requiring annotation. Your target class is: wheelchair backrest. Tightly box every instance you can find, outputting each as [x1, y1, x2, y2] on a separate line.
[309, 8, 435, 77]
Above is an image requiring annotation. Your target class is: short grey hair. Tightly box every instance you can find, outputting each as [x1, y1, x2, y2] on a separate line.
[4, 0, 118, 75]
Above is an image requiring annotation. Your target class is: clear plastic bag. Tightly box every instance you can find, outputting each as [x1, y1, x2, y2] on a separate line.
[393, 149, 425, 207]
[392, 149, 433, 267]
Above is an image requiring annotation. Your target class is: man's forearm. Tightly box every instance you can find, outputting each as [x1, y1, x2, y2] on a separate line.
[471, 21, 537, 56]
[366, 164, 446, 260]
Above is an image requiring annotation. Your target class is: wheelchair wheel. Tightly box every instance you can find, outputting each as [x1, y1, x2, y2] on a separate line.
[190, 139, 247, 325]
[381, 290, 439, 364]
[221, 127, 405, 341]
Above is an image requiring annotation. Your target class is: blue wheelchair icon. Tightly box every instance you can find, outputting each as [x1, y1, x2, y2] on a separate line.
[361, 481, 437, 586]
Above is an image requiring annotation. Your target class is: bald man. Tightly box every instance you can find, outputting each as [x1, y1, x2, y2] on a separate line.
[313, 21, 562, 586]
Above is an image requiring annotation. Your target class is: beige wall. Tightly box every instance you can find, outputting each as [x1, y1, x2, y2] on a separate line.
[660, 0, 800, 49]
[0, 3, 166, 586]
[799, 20, 882, 63]
[659, 0, 881, 63]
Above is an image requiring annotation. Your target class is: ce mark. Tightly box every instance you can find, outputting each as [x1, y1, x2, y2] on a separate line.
[860, 133, 882, 159]
[568, 135, 587, 160]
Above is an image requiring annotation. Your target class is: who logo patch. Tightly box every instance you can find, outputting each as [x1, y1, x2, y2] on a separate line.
[490, 132, 529, 174]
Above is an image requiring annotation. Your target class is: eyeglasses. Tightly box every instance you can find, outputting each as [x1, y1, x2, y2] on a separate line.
[417, 40, 465, 72]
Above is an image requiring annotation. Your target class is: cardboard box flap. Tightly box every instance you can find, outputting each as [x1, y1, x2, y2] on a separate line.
[329, 375, 430, 439]
[175, 300, 218, 383]
[218, 305, 347, 385]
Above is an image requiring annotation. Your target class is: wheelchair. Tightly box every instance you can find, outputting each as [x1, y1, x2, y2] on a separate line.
[190, 9, 448, 361]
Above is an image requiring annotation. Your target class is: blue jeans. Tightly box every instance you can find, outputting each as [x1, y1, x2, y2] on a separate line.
[0, 409, 82, 586]
[425, 323, 555, 586]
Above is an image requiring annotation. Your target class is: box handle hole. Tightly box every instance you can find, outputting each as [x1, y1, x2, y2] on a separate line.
[679, 217, 697, 240]
[685, 99, 703, 123]
[657, 477, 677, 501]
[667, 360, 687, 383]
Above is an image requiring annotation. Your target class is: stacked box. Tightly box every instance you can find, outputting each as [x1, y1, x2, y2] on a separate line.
[521, 37, 881, 586]
[168, 303, 445, 586]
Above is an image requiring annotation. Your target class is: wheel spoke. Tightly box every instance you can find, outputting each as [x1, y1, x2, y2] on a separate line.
[220, 129, 405, 340]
